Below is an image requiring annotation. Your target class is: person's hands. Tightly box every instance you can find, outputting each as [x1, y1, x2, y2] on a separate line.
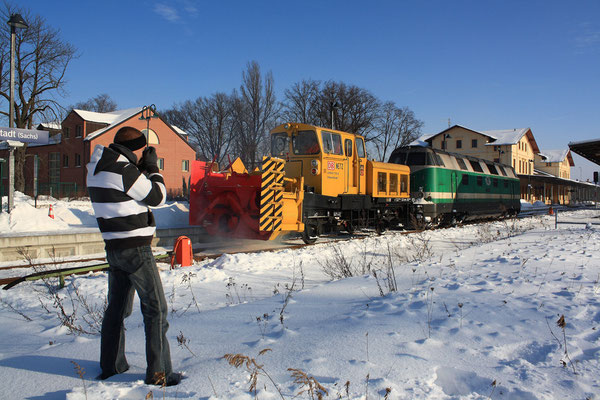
[138, 146, 159, 173]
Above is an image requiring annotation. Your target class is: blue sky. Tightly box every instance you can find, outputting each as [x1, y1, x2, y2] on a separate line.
[19, 0, 600, 180]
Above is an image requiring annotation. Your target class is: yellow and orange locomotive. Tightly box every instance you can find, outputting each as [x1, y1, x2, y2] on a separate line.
[189, 123, 411, 243]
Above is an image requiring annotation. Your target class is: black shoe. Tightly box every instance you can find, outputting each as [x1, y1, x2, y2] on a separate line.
[146, 372, 182, 386]
[96, 366, 129, 380]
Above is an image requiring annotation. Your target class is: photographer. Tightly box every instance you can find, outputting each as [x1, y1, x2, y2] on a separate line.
[86, 126, 181, 386]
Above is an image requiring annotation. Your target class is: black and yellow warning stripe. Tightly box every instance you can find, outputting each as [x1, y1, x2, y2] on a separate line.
[260, 157, 285, 232]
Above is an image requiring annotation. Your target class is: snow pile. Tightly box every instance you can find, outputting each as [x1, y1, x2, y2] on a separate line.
[0, 210, 599, 399]
[0, 192, 190, 235]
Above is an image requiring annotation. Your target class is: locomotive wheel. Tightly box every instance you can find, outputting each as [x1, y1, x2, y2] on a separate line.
[302, 224, 318, 244]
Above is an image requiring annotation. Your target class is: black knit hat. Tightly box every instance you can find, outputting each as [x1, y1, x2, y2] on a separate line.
[113, 127, 146, 151]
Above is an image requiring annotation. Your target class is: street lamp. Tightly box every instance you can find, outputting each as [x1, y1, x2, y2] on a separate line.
[7, 13, 28, 213]
[330, 101, 339, 130]
[497, 149, 504, 163]
[139, 104, 158, 148]
[442, 133, 451, 150]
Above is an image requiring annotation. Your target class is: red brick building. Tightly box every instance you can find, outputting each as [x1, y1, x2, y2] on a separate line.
[0, 107, 197, 198]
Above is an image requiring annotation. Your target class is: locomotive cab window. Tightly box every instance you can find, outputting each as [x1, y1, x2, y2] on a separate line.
[356, 138, 366, 158]
[497, 165, 507, 176]
[322, 131, 343, 155]
[272, 132, 290, 156]
[477, 176, 483, 186]
[292, 130, 319, 155]
[456, 158, 468, 170]
[345, 139, 353, 157]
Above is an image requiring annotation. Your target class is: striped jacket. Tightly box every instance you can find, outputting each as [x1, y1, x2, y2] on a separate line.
[86, 144, 167, 250]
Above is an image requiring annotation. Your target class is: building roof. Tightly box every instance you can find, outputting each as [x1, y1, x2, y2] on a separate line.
[172, 125, 188, 136]
[481, 128, 529, 145]
[73, 107, 142, 125]
[569, 138, 600, 165]
[83, 107, 144, 141]
[36, 121, 62, 131]
[427, 125, 540, 153]
[538, 149, 575, 166]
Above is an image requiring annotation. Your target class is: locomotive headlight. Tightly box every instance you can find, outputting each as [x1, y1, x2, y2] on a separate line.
[310, 159, 320, 175]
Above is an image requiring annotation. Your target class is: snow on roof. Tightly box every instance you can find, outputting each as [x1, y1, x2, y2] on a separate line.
[409, 133, 434, 147]
[538, 149, 569, 163]
[172, 125, 188, 136]
[482, 128, 529, 145]
[37, 121, 62, 130]
[73, 107, 141, 125]
[82, 107, 143, 141]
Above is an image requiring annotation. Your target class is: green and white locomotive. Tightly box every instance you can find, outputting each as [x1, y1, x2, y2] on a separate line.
[389, 146, 520, 226]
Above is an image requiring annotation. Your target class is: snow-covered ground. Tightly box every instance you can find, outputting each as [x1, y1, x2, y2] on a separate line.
[0, 194, 599, 399]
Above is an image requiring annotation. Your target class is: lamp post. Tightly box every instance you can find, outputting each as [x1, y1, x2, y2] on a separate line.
[442, 133, 451, 150]
[497, 149, 504, 163]
[330, 101, 339, 130]
[139, 104, 158, 147]
[528, 159, 534, 202]
[7, 14, 28, 213]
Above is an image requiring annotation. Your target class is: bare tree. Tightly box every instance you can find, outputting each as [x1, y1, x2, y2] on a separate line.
[164, 93, 234, 165]
[232, 61, 279, 169]
[71, 93, 117, 113]
[282, 80, 380, 139]
[0, 4, 77, 190]
[372, 102, 423, 161]
[282, 79, 320, 124]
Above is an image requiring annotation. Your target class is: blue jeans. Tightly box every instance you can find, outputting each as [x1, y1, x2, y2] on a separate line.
[101, 245, 173, 383]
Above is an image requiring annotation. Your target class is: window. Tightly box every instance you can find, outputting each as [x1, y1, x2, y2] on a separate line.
[389, 174, 398, 194]
[75, 125, 82, 138]
[321, 131, 343, 155]
[141, 128, 160, 145]
[182, 160, 189, 172]
[292, 130, 319, 155]
[462, 175, 469, 185]
[49, 153, 60, 184]
[401, 175, 408, 192]
[75, 153, 81, 167]
[345, 139, 353, 157]
[498, 165, 507, 176]
[468, 159, 483, 172]
[377, 172, 387, 193]
[493, 178, 498, 187]
[356, 138, 366, 158]
[456, 158, 468, 170]
[63, 127, 70, 139]
[546, 162, 552, 167]
[63, 154, 69, 168]
[271, 132, 290, 156]
[158, 158, 164, 170]
[471, 139, 478, 148]
[485, 162, 498, 175]
[456, 140, 462, 149]
[477, 176, 483, 186]
[441, 140, 447, 150]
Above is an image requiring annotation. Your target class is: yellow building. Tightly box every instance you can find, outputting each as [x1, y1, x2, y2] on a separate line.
[424, 125, 577, 204]
[426, 125, 540, 175]
[535, 150, 574, 179]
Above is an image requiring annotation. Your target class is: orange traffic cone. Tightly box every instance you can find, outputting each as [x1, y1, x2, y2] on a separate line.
[548, 206, 553, 215]
[48, 204, 54, 219]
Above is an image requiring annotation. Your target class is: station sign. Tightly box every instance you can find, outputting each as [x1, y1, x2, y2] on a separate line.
[0, 127, 49, 144]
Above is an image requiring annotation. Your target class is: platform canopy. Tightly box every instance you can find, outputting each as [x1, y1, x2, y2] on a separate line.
[569, 139, 600, 166]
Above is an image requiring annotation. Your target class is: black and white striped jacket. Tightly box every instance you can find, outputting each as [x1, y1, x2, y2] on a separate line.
[86, 144, 167, 250]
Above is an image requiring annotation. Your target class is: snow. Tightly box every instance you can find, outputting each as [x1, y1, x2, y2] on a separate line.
[0, 194, 599, 399]
[482, 128, 529, 146]
[538, 150, 569, 164]
[0, 192, 190, 236]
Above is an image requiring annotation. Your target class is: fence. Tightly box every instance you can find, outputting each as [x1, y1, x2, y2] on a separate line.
[23, 182, 82, 199]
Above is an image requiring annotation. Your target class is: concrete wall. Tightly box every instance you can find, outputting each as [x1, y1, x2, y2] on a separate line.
[0, 227, 207, 262]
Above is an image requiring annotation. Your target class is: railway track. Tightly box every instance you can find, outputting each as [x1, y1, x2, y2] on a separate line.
[2, 205, 594, 288]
